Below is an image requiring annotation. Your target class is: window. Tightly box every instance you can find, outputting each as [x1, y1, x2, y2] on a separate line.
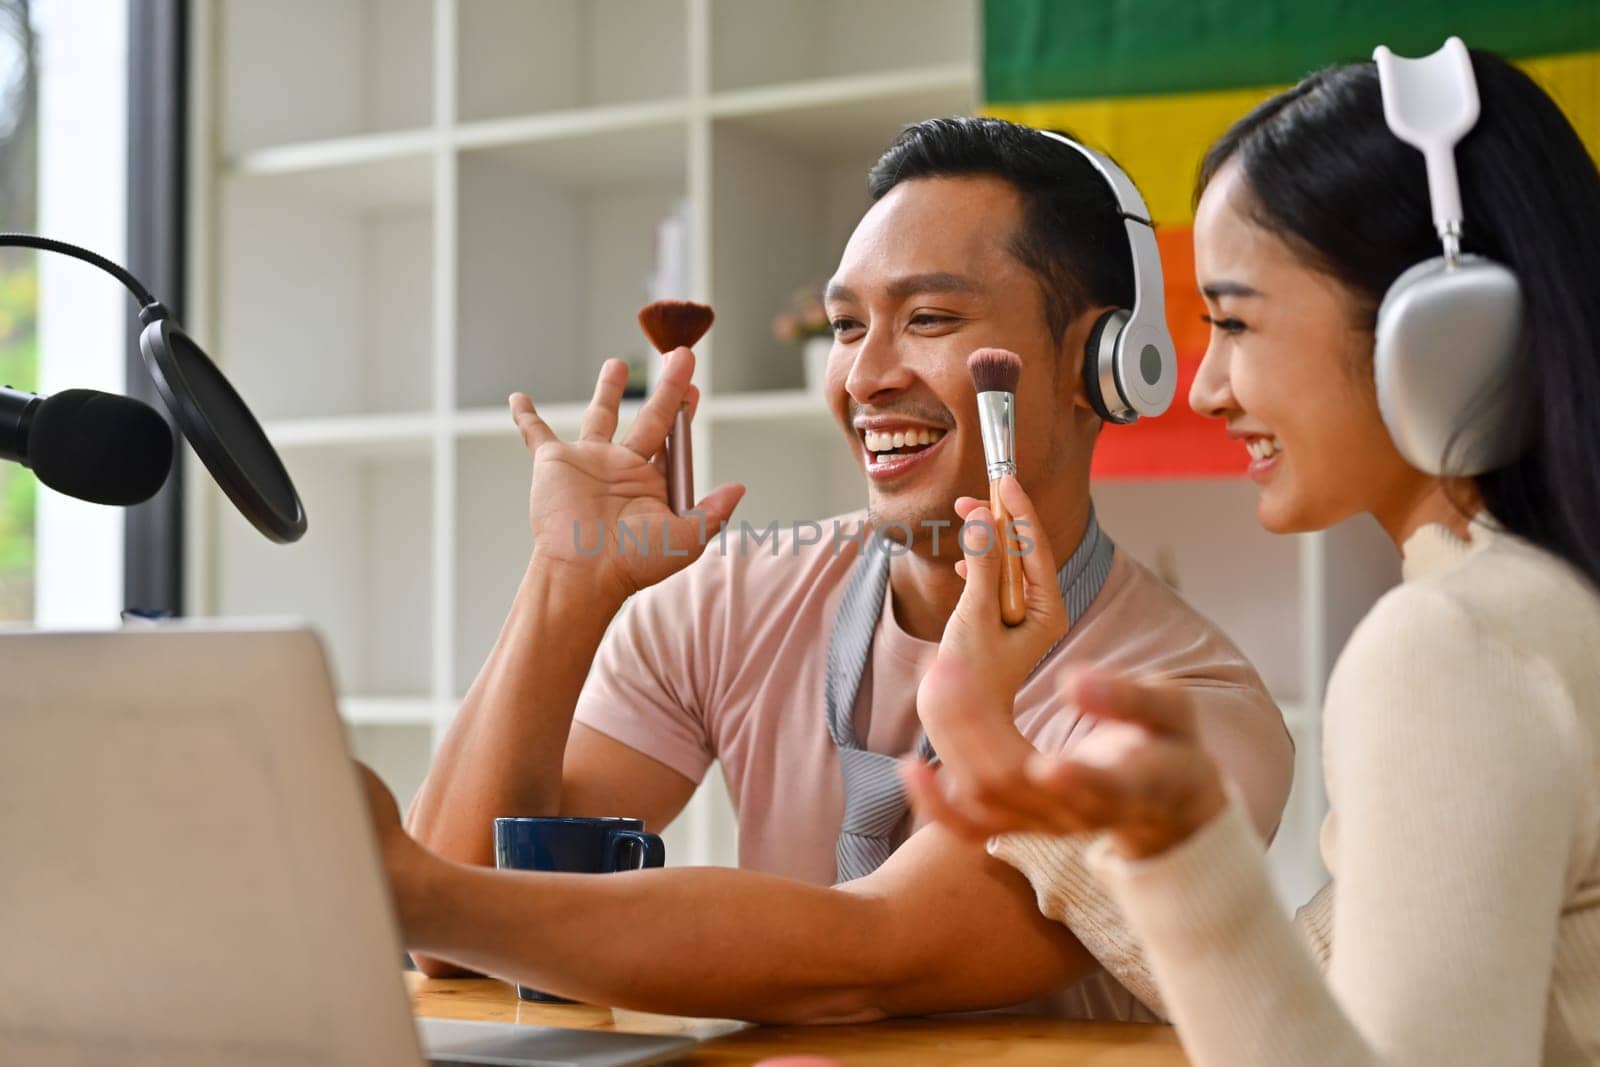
[1, 0, 135, 624]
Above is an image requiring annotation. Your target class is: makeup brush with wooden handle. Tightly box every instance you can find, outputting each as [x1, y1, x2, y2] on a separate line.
[637, 300, 714, 514]
[968, 348, 1025, 626]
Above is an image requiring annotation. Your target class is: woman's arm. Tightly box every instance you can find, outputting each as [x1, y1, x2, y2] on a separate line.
[1191, 589, 1580, 1066]
[923, 587, 1586, 1066]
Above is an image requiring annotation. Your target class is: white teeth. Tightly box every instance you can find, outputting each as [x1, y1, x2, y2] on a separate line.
[1246, 437, 1282, 460]
[862, 427, 945, 456]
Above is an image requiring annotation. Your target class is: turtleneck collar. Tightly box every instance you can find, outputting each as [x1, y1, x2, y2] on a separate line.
[1400, 514, 1496, 582]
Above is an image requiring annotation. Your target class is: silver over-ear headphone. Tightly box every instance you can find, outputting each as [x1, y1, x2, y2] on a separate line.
[1373, 37, 1525, 476]
[1034, 130, 1178, 424]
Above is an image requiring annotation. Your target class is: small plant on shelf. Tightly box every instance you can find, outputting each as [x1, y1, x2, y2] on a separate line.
[772, 284, 833, 394]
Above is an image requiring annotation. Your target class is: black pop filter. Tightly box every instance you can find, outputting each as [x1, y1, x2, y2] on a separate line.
[139, 312, 306, 543]
[0, 233, 306, 543]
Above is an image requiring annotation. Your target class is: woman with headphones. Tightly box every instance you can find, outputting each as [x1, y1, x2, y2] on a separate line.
[908, 42, 1600, 1065]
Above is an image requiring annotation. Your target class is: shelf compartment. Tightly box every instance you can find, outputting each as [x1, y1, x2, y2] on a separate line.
[453, 100, 689, 165]
[455, 125, 689, 411]
[264, 411, 436, 453]
[705, 389, 831, 423]
[341, 696, 438, 726]
[213, 448, 434, 699]
[217, 156, 434, 423]
[705, 69, 975, 397]
[219, 0, 433, 155]
[229, 129, 437, 194]
[710, 66, 975, 159]
[457, 0, 688, 122]
[452, 399, 644, 440]
[452, 435, 538, 695]
[346, 721, 435, 811]
[1093, 478, 1302, 701]
[707, 124, 872, 394]
[709, 0, 976, 93]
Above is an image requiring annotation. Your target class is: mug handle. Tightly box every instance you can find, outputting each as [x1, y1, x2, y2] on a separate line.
[606, 829, 666, 871]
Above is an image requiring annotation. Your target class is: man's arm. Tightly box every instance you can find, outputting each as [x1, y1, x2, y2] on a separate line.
[372, 768, 1096, 1024]
[404, 575, 698, 854]
[405, 570, 633, 852]
[402, 566, 699, 979]
[402, 355, 740, 975]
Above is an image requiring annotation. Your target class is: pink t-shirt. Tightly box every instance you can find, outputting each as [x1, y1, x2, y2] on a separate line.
[575, 513, 1293, 887]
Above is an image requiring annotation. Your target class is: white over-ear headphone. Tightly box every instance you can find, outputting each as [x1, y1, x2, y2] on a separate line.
[1033, 130, 1178, 424]
[1373, 36, 1525, 475]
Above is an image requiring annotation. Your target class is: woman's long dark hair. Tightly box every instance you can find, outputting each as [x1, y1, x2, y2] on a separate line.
[1198, 50, 1600, 590]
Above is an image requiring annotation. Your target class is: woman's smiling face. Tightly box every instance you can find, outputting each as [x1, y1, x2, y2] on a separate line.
[1187, 161, 1433, 535]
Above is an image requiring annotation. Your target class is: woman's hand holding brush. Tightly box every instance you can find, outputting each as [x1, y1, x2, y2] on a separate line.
[911, 476, 1070, 817]
[908, 474, 1225, 857]
[511, 348, 744, 606]
[906, 480, 1226, 856]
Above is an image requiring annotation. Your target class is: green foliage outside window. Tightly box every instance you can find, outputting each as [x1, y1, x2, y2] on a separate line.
[0, 265, 35, 619]
[0, 0, 35, 621]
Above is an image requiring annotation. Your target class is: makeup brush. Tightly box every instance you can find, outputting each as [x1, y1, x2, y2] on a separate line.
[968, 348, 1026, 626]
[638, 300, 715, 515]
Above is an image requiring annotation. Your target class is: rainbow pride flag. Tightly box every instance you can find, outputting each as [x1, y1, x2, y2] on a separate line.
[983, 1, 1600, 479]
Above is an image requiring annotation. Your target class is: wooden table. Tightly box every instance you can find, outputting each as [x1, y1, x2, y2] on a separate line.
[409, 975, 1188, 1065]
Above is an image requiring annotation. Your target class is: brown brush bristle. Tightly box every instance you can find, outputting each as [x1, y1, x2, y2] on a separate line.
[967, 348, 1022, 395]
[638, 300, 715, 354]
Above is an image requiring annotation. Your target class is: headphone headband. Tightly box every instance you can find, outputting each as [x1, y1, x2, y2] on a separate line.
[1373, 36, 1479, 261]
[1368, 37, 1526, 476]
[1033, 130, 1155, 223]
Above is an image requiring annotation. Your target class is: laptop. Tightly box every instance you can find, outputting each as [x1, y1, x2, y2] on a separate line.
[0, 622, 701, 1067]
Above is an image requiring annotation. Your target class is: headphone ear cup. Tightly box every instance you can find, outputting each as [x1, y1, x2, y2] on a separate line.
[1374, 254, 1524, 475]
[1082, 308, 1135, 424]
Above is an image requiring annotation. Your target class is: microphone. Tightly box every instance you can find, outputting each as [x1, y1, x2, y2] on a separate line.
[0, 386, 174, 506]
[0, 234, 305, 540]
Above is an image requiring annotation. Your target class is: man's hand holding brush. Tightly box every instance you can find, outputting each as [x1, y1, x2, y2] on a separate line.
[511, 345, 743, 607]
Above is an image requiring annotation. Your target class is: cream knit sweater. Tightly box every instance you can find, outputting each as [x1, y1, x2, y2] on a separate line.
[992, 521, 1600, 1064]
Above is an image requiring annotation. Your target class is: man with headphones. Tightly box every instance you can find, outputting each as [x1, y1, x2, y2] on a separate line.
[376, 116, 1293, 1023]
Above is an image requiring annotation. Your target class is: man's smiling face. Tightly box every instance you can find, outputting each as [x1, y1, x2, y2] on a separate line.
[823, 175, 1091, 555]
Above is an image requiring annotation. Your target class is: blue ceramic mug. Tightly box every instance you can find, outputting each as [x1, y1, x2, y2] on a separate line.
[492, 816, 666, 1002]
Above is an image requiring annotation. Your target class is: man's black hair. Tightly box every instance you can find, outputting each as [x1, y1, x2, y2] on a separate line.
[867, 116, 1133, 342]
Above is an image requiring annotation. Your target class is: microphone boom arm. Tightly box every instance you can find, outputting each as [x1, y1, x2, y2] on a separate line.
[0, 233, 161, 312]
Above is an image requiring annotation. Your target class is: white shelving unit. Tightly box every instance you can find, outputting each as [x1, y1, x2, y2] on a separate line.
[188, 0, 1396, 900]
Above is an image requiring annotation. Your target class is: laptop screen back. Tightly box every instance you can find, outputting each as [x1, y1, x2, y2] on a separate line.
[0, 624, 424, 1067]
